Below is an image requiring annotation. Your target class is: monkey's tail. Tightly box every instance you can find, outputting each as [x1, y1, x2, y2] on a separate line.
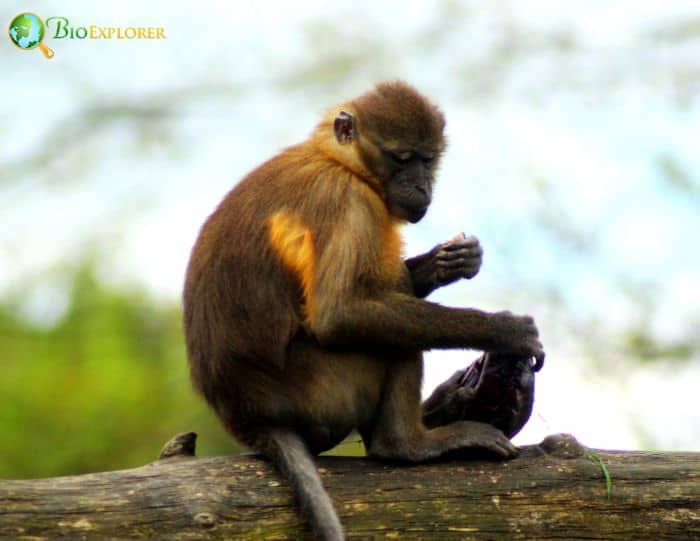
[263, 428, 344, 541]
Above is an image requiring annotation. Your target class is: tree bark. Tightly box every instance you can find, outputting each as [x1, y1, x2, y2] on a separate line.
[0, 433, 698, 540]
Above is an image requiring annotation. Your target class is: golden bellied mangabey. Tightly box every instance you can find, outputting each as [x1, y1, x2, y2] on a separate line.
[183, 81, 545, 540]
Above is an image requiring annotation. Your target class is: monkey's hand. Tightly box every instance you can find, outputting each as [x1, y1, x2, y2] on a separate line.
[422, 369, 474, 429]
[489, 311, 545, 367]
[405, 233, 483, 298]
[423, 352, 542, 438]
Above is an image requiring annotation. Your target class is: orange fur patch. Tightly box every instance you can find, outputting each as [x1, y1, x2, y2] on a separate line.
[355, 180, 405, 286]
[268, 211, 316, 321]
[381, 220, 405, 286]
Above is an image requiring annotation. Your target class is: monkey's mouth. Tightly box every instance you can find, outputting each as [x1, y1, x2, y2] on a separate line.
[406, 206, 428, 223]
[460, 354, 486, 389]
[460, 353, 542, 391]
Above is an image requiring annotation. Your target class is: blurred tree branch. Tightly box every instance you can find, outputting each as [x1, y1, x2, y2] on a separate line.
[0, 84, 251, 186]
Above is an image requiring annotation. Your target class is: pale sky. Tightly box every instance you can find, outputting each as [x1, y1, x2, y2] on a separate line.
[2, 0, 699, 451]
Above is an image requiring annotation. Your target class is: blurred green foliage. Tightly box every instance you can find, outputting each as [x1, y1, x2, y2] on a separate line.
[0, 264, 236, 480]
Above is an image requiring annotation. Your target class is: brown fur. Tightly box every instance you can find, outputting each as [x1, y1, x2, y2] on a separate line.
[183, 81, 542, 541]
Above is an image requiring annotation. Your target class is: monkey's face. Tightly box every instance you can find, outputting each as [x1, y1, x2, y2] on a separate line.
[355, 136, 441, 223]
[381, 150, 435, 223]
[335, 81, 446, 223]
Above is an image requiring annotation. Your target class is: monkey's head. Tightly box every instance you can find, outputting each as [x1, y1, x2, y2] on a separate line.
[329, 81, 446, 223]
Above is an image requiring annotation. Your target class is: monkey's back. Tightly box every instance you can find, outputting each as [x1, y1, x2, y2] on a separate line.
[182, 145, 357, 421]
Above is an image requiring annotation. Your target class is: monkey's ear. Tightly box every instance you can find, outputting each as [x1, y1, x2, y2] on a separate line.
[334, 111, 356, 144]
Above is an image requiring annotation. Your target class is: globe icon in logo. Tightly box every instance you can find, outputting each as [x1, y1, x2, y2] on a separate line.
[8, 12, 54, 58]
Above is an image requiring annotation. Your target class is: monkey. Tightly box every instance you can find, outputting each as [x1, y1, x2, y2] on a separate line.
[423, 351, 543, 438]
[183, 81, 545, 541]
[405, 234, 544, 437]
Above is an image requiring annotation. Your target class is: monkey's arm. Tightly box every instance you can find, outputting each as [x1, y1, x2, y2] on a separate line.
[405, 233, 482, 298]
[314, 291, 542, 361]
[310, 204, 544, 362]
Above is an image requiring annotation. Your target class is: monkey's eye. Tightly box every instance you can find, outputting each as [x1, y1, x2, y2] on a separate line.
[421, 154, 435, 165]
[390, 151, 414, 164]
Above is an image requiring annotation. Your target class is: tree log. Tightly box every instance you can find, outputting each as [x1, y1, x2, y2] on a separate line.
[0, 433, 698, 540]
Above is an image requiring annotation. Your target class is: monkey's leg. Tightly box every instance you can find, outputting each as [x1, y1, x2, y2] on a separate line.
[422, 352, 539, 438]
[363, 356, 518, 462]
